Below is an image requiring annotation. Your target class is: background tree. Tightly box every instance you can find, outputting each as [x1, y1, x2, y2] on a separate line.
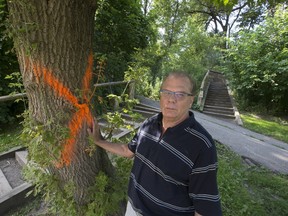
[225, 4, 288, 115]
[186, 0, 287, 47]
[135, 0, 222, 89]
[7, 1, 124, 214]
[161, 16, 223, 84]
[188, 0, 248, 36]
[92, 0, 154, 116]
[94, 0, 152, 82]
[133, 0, 192, 83]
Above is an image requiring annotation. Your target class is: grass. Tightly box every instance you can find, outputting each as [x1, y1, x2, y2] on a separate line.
[241, 113, 288, 143]
[0, 122, 23, 153]
[217, 143, 288, 216]
[1, 115, 288, 215]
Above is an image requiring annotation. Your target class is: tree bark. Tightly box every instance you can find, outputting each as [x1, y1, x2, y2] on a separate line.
[8, 0, 114, 207]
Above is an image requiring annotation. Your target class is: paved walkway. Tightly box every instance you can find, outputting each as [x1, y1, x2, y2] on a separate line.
[194, 111, 288, 174]
[138, 96, 288, 174]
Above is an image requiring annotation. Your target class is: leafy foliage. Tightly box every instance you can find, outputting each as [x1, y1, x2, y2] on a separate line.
[86, 157, 132, 216]
[123, 49, 164, 99]
[130, 1, 224, 97]
[100, 93, 142, 140]
[2, 118, 288, 215]
[225, 5, 288, 114]
[0, 0, 23, 125]
[161, 17, 223, 84]
[91, 0, 153, 115]
[0, 123, 22, 151]
[20, 90, 139, 215]
[94, 0, 152, 83]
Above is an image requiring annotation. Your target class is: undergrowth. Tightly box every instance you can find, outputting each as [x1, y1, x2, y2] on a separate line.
[1, 115, 288, 215]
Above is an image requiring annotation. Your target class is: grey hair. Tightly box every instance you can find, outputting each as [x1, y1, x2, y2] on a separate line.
[161, 71, 196, 96]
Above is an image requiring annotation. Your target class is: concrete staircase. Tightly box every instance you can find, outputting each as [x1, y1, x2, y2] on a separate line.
[203, 78, 235, 119]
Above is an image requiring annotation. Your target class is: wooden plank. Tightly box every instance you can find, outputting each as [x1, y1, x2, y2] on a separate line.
[0, 182, 33, 215]
[0, 169, 12, 197]
[0, 146, 26, 160]
[15, 151, 28, 167]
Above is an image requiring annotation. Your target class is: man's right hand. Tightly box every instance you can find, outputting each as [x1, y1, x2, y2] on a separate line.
[87, 117, 134, 158]
[87, 117, 102, 143]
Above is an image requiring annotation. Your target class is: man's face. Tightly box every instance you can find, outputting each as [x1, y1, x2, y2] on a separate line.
[160, 75, 194, 123]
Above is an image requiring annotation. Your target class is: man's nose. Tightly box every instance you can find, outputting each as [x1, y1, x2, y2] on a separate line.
[168, 93, 177, 102]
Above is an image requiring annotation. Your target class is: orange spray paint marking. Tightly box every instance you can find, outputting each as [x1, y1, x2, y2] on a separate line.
[29, 53, 94, 167]
[82, 52, 93, 102]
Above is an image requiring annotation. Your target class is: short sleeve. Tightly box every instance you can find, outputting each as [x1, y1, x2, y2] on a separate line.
[128, 129, 140, 153]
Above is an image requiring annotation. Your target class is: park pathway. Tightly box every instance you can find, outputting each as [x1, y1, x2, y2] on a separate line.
[194, 111, 288, 174]
[138, 96, 288, 174]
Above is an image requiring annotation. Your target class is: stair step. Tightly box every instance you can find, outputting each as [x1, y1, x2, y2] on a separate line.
[207, 91, 229, 94]
[204, 105, 234, 111]
[134, 104, 160, 113]
[203, 108, 234, 115]
[112, 122, 142, 139]
[205, 98, 232, 102]
[15, 151, 28, 167]
[207, 92, 229, 95]
[207, 91, 229, 95]
[0, 169, 12, 197]
[206, 95, 231, 99]
[132, 109, 158, 117]
[137, 103, 160, 111]
[209, 87, 227, 90]
[210, 84, 224, 87]
[205, 97, 231, 102]
[203, 111, 235, 119]
[205, 102, 233, 107]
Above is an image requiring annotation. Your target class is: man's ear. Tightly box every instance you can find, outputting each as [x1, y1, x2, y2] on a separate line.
[190, 96, 195, 106]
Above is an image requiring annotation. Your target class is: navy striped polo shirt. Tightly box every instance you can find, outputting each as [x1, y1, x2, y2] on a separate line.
[127, 112, 222, 216]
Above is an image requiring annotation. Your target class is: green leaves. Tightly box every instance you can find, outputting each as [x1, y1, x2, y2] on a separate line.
[226, 5, 288, 114]
[86, 158, 132, 216]
[102, 93, 141, 140]
[94, 0, 152, 82]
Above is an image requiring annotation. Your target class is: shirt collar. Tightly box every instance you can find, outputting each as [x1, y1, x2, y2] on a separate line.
[157, 111, 195, 131]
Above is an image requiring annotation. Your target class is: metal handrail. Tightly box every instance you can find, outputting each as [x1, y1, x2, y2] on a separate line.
[93, 80, 133, 87]
[0, 93, 27, 103]
[0, 80, 135, 103]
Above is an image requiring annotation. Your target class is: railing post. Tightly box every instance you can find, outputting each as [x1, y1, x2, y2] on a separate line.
[128, 80, 135, 100]
[113, 98, 120, 111]
[197, 70, 210, 111]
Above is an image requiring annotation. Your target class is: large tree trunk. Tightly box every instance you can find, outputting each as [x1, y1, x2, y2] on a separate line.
[8, 0, 114, 207]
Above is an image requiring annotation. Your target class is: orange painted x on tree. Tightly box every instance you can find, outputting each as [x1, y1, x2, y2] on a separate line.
[30, 52, 94, 167]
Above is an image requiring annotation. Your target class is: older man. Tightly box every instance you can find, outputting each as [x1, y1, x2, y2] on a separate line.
[88, 72, 222, 216]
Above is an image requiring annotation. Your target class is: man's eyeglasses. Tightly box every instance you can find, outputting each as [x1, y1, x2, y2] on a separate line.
[159, 89, 193, 100]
